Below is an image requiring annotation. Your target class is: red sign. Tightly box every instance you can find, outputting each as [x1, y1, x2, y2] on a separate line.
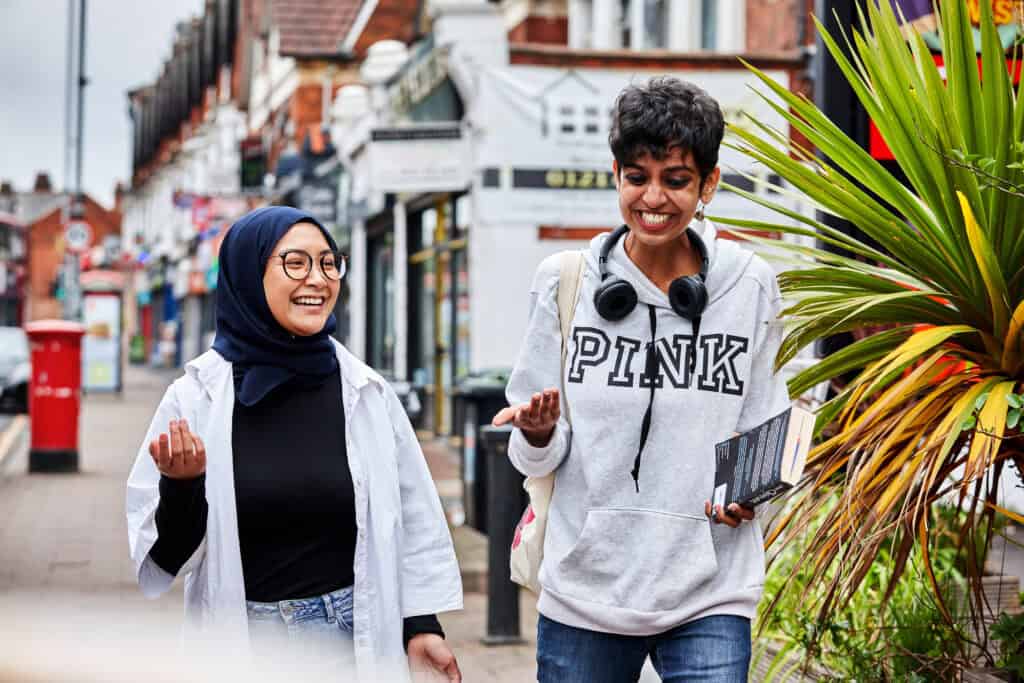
[64, 220, 93, 253]
[869, 53, 1024, 161]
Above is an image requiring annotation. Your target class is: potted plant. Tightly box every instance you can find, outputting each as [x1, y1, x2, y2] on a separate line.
[715, 0, 1024, 673]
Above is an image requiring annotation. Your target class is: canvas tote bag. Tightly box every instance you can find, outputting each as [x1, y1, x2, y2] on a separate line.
[509, 250, 585, 594]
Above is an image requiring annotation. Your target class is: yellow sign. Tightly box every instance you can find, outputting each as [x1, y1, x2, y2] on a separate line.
[965, 0, 1017, 25]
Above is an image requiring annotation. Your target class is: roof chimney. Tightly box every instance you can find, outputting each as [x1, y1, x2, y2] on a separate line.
[114, 181, 126, 213]
[33, 172, 53, 193]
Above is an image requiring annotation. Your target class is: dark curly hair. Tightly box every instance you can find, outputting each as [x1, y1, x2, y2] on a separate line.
[609, 77, 725, 187]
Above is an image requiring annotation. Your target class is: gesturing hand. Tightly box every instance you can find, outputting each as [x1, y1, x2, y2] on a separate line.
[148, 419, 206, 480]
[408, 634, 461, 682]
[491, 388, 560, 448]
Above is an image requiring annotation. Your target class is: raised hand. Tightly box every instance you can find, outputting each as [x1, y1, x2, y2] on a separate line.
[491, 387, 560, 448]
[148, 419, 206, 480]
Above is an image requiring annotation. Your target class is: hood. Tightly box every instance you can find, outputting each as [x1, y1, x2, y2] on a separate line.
[583, 219, 755, 311]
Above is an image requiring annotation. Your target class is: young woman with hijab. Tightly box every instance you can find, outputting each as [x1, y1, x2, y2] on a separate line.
[126, 206, 463, 682]
[493, 78, 791, 682]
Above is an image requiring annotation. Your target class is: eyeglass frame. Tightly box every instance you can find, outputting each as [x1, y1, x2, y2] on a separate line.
[273, 249, 348, 281]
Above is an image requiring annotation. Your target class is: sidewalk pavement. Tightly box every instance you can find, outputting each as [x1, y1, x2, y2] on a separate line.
[0, 365, 540, 681]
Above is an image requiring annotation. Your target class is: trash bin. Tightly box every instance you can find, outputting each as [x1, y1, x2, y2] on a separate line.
[25, 320, 86, 473]
[454, 368, 512, 533]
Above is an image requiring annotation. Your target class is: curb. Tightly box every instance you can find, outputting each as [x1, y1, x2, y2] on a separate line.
[0, 415, 29, 471]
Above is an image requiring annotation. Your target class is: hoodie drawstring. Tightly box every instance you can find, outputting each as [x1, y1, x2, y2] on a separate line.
[632, 305, 658, 492]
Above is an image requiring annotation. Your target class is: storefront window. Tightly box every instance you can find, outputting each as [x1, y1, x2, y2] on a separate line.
[408, 196, 468, 436]
[367, 231, 395, 375]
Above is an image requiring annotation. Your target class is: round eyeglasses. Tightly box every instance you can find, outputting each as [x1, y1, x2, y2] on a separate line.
[275, 250, 347, 281]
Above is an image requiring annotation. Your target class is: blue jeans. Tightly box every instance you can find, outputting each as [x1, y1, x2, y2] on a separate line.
[246, 585, 356, 673]
[537, 613, 751, 683]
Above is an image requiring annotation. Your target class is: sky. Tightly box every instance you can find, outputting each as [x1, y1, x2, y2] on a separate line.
[0, 0, 205, 209]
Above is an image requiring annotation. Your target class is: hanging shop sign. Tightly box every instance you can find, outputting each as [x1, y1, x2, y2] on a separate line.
[297, 175, 340, 228]
[890, 1, 1023, 50]
[368, 123, 471, 193]
[389, 46, 450, 116]
[240, 137, 267, 192]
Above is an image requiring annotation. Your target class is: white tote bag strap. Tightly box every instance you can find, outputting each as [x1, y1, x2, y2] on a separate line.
[556, 250, 585, 425]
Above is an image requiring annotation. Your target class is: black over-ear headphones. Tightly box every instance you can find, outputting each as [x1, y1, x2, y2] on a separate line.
[594, 224, 709, 321]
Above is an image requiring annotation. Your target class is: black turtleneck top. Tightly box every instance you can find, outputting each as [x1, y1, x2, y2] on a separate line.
[147, 374, 443, 648]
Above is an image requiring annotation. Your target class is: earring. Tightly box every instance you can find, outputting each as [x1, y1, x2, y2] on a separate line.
[695, 200, 706, 222]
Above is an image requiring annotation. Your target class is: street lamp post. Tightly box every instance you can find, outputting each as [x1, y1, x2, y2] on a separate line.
[63, 0, 88, 322]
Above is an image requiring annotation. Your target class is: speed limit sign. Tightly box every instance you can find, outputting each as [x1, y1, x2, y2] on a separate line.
[65, 220, 93, 253]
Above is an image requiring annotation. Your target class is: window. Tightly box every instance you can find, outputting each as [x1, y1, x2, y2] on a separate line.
[701, 0, 717, 50]
[620, 0, 668, 50]
[549, 100, 607, 139]
[571, 0, 742, 52]
[584, 106, 601, 135]
[643, 0, 668, 49]
[559, 104, 576, 134]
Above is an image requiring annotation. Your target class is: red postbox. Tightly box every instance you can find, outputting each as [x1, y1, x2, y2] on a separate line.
[25, 320, 86, 472]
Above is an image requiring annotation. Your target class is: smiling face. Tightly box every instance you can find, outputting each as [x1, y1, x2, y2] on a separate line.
[262, 222, 341, 337]
[614, 146, 720, 250]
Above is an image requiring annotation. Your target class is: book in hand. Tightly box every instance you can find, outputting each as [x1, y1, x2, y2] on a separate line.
[712, 406, 814, 509]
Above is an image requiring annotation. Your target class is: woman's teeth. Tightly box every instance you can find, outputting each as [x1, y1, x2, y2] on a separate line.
[640, 212, 669, 225]
[294, 297, 324, 306]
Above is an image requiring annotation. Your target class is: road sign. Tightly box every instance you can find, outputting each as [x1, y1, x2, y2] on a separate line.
[65, 220, 93, 253]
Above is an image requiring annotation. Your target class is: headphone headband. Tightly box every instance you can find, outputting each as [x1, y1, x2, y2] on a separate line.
[599, 224, 709, 282]
[598, 225, 630, 281]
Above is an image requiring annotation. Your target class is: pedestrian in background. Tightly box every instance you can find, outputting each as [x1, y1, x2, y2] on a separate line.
[126, 206, 463, 682]
[494, 78, 790, 682]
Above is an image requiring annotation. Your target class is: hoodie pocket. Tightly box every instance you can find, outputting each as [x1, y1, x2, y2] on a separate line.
[554, 507, 718, 613]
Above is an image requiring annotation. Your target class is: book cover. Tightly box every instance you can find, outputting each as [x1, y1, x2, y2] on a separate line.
[712, 405, 815, 510]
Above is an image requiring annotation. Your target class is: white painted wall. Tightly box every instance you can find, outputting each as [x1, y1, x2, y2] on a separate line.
[468, 219, 588, 371]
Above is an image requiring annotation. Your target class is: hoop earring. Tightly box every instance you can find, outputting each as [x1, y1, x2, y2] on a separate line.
[695, 200, 706, 222]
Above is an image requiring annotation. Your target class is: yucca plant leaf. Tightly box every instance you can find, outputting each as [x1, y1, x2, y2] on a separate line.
[787, 327, 912, 397]
[985, 501, 1024, 525]
[959, 192, 1011, 338]
[965, 380, 1014, 482]
[1002, 291, 1024, 372]
[725, 0, 1024, 638]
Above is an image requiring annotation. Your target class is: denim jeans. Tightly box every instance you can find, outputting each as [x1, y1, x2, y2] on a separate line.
[246, 585, 356, 675]
[536, 613, 751, 683]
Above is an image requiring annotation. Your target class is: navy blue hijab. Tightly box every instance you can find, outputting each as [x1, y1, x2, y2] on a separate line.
[212, 206, 340, 406]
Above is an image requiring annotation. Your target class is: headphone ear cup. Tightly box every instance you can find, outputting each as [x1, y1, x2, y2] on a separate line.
[668, 276, 708, 320]
[593, 279, 638, 321]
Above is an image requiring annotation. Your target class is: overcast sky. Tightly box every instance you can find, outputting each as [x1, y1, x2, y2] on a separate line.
[0, 0, 205, 208]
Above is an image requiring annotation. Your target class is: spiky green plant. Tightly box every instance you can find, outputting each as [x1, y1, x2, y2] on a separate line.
[714, 0, 1024, 632]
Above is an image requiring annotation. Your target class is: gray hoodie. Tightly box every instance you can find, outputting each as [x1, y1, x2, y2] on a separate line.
[505, 220, 791, 636]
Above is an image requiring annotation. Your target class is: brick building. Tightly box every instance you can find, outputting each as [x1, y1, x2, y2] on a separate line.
[25, 192, 121, 322]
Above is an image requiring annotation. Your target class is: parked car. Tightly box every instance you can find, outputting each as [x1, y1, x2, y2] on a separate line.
[0, 326, 29, 414]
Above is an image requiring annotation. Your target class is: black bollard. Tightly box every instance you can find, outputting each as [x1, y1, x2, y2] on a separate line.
[480, 424, 526, 646]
